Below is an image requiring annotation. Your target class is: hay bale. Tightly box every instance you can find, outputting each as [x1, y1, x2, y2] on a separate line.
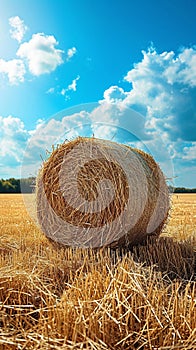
[36, 137, 169, 248]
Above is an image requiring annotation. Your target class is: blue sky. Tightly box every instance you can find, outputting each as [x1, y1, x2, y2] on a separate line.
[0, 0, 195, 187]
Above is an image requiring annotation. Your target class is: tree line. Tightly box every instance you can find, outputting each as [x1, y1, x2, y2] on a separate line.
[0, 178, 195, 193]
[173, 187, 196, 193]
[0, 178, 35, 193]
[168, 185, 196, 193]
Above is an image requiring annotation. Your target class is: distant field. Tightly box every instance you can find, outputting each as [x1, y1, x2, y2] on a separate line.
[0, 194, 195, 349]
[1, 193, 195, 243]
[163, 193, 196, 239]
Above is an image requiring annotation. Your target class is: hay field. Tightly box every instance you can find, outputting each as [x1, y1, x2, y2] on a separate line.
[0, 194, 195, 349]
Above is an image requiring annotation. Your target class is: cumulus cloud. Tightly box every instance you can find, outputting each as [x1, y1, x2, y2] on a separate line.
[103, 86, 128, 103]
[67, 47, 77, 60]
[21, 110, 91, 175]
[163, 47, 196, 87]
[100, 47, 196, 186]
[0, 116, 29, 168]
[9, 16, 27, 43]
[0, 58, 25, 84]
[0, 115, 32, 178]
[17, 33, 64, 76]
[182, 143, 196, 161]
[90, 103, 149, 141]
[0, 17, 76, 84]
[103, 46, 196, 142]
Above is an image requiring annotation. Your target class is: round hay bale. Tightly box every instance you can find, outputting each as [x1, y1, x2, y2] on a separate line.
[36, 137, 169, 248]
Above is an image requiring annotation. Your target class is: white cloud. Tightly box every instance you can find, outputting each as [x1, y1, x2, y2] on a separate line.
[91, 124, 118, 140]
[90, 100, 149, 142]
[9, 16, 27, 43]
[0, 115, 31, 178]
[103, 86, 128, 103]
[103, 46, 196, 142]
[0, 58, 25, 84]
[0, 116, 29, 165]
[60, 88, 66, 96]
[17, 33, 64, 76]
[68, 75, 80, 91]
[67, 47, 77, 60]
[182, 143, 196, 160]
[100, 47, 196, 186]
[21, 110, 91, 175]
[1, 17, 77, 84]
[61, 75, 80, 97]
[61, 89, 68, 99]
[163, 47, 196, 87]
[46, 87, 55, 94]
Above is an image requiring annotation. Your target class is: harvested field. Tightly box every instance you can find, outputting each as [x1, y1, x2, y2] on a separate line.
[0, 194, 195, 349]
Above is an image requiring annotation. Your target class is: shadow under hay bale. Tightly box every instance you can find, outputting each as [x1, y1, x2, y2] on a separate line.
[111, 235, 196, 282]
[36, 137, 170, 249]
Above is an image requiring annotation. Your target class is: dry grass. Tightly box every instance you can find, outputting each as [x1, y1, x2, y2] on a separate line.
[0, 194, 195, 349]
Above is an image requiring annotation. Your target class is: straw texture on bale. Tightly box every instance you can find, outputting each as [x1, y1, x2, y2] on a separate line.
[36, 137, 169, 248]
